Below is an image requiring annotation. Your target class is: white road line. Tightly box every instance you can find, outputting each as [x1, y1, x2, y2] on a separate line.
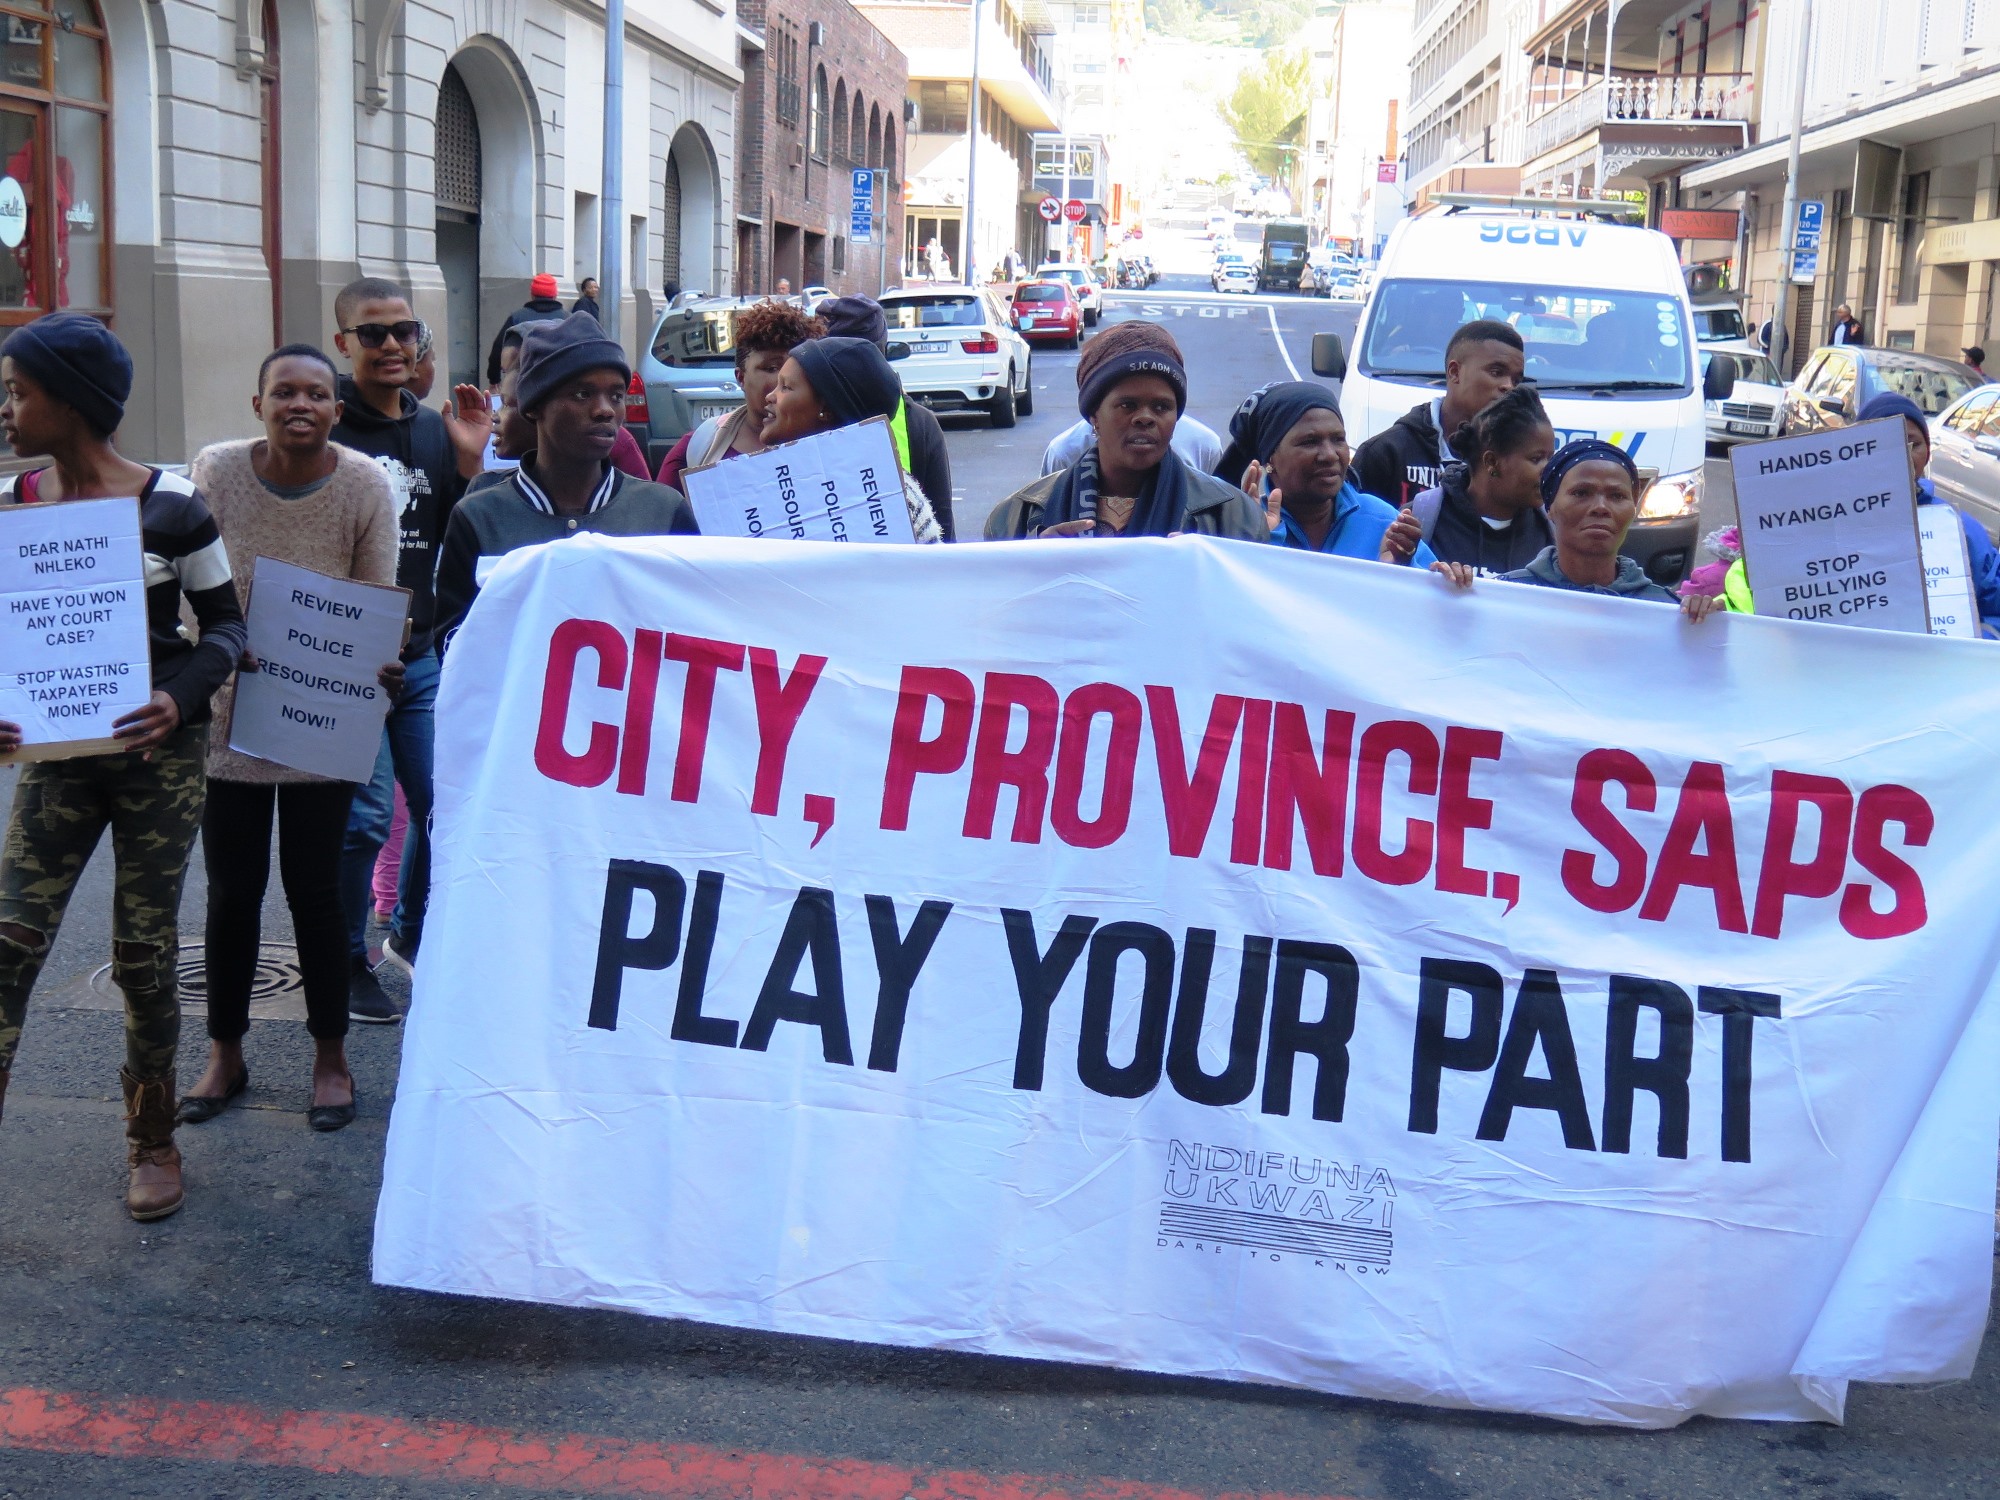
[1266, 304, 1301, 380]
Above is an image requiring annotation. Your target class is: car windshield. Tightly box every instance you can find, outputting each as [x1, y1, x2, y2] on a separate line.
[1702, 350, 1781, 387]
[1017, 285, 1065, 303]
[1361, 277, 1693, 392]
[1871, 357, 1978, 414]
[886, 297, 984, 328]
[1041, 268, 1085, 286]
[1266, 243, 1305, 264]
[650, 308, 739, 368]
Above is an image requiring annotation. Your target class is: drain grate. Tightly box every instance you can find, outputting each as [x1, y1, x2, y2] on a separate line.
[88, 943, 305, 1007]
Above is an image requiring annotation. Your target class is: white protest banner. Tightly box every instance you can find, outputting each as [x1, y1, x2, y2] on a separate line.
[377, 537, 2000, 1429]
[228, 557, 409, 781]
[682, 417, 916, 543]
[0, 496, 151, 761]
[1918, 506, 1979, 638]
[1731, 418, 1928, 631]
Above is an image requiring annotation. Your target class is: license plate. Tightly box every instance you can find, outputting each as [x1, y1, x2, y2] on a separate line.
[1726, 420, 1764, 435]
[695, 402, 736, 421]
[914, 342, 950, 355]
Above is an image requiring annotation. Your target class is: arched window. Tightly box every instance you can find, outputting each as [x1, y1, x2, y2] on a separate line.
[849, 91, 866, 163]
[0, 0, 112, 323]
[882, 120, 896, 178]
[809, 66, 828, 161]
[832, 81, 848, 163]
[867, 105, 881, 170]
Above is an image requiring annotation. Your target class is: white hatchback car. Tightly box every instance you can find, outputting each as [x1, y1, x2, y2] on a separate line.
[1034, 263, 1102, 327]
[1215, 260, 1258, 295]
[879, 286, 1035, 428]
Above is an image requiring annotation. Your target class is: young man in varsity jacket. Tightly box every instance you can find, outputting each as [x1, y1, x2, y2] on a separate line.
[0, 313, 248, 1221]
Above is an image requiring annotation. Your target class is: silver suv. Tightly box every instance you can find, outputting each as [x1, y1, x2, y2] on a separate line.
[633, 296, 808, 471]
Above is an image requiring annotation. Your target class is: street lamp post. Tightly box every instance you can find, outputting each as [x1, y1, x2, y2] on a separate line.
[600, 0, 625, 343]
[962, 0, 983, 286]
[1769, 0, 1815, 377]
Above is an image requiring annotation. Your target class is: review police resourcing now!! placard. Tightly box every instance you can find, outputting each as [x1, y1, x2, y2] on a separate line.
[375, 535, 2000, 1429]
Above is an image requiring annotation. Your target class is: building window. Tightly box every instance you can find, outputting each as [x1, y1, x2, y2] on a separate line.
[916, 80, 968, 134]
[832, 80, 848, 162]
[774, 24, 801, 126]
[0, 0, 112, 324]
[1074, 4, 1101, 21]
[1896, 171, 1928, 305]
[810, 66, 829, 160]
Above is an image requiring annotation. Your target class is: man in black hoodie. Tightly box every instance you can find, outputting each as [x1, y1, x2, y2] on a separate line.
[486, 273, 568, 385]
[1350, 319, 1525, 506]
[329, 276, 491, 1021]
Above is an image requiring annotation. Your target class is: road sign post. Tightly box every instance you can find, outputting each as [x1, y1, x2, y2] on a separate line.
[1790, 198, 1824, 284]
[850, 168, 875, 247]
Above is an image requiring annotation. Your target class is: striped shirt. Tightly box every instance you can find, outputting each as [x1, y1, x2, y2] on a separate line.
[2, 466, 248, 726]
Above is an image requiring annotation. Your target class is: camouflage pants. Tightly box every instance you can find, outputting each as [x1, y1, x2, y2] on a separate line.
[0, 725, 207, 1079]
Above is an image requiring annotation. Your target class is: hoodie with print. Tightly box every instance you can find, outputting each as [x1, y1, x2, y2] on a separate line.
[331, 376, 464, 659]
[1349, 400, 1447, 507]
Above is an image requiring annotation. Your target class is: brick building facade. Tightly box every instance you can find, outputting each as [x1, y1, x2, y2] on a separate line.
[736, 0, 908, 295]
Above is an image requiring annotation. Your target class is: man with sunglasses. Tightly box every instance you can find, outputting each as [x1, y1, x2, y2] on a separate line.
[329, 276, 491, 1022]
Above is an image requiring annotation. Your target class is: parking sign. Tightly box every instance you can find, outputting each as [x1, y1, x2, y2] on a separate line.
[1790, 199, 1824, 284]
[850, 168, 874, 245]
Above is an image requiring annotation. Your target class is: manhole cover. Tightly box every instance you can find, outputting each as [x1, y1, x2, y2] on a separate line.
[88, 943, 304, 1008]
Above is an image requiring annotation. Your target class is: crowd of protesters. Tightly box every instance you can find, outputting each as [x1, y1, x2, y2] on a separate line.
[0, 277, 1978, 1221]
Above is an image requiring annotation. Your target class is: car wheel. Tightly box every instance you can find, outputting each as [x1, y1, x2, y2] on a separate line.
[1016, 358, 1034, 416]
[1068, 330, 1082, 351]
[989, 373, 1018, 429]
[1085, 308, 1099, 327]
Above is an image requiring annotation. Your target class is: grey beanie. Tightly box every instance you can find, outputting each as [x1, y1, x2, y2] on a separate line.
[516, 311, 630, 414]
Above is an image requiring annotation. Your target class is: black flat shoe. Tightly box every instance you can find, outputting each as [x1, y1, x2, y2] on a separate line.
[176, 1066, 248, 1124]
[307, 1081, 356, 1133]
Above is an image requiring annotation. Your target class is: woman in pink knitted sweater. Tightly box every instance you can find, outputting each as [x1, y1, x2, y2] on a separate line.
[178, 345, 401, 1132]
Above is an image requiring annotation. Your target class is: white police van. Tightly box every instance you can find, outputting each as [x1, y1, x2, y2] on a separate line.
[1313, 195, 1733, 585]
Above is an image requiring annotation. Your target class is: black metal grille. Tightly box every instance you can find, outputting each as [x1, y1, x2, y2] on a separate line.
[662, 153, 682, 287]
[435, 64, 482, 216]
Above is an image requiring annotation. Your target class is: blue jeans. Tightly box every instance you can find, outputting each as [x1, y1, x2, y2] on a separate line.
[340, 653, 439, 959]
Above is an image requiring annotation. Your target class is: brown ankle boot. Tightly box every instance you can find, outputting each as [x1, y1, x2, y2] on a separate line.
[121, 1067, 184, 1221]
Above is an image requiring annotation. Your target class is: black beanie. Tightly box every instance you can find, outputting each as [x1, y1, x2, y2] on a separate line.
[516, 311, 630, 414]
[815, 296, 890, 350]
[789, 336, 903, 425]
[2, 313, 133, 436]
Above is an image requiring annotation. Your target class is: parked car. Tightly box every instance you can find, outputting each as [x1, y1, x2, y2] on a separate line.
[1034, 262, 1102, 326]
[880, 285, 1034, 428]
[1927, 386, 2000, 538]
[633, 295, 779, 470]
[1700, 349, 1784, 446]
[1009, 280, 1083, 349]
[1779, 345, 1982, 436]
[1327, 273, 1364, 303]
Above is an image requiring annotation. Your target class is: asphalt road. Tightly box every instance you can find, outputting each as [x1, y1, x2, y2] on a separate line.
[0, 269, 1994, 1499]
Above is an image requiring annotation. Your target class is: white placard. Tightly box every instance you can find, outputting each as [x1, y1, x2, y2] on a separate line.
[1918, 505, 1980, 639]
[0, 496, 152, 759]
[378, 534, 2000, 1430]
[228, 557, 409, 781]
[1730, 417, 1928, 633]
[682, 417, 916, 544]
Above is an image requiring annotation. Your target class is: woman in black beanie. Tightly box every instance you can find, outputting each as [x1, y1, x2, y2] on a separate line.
[0, 313, 248, 1222]
[758, 336, 942, 541]
[985, 320, 1266, 541]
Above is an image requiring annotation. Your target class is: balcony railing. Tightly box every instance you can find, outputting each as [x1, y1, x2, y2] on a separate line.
[1526, 72, 1753, 161]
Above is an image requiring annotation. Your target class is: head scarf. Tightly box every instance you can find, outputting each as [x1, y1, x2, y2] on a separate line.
[1214, 380, 1341, 485]
[516, 311, 630, 414]
[1539, 437, 1640, 506]
[2, 314, 133, 435]
[1076, 320, 1187, 418]
[789, 336, 903, 425]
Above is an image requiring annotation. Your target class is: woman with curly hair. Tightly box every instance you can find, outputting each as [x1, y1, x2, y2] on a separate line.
[655, 299, 825, 490]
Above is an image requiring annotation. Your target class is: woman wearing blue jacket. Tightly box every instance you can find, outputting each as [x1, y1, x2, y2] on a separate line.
[1218, 381, 1437, 567]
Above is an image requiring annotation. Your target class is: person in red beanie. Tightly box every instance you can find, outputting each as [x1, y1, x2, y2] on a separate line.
[485, 273, 566, 385]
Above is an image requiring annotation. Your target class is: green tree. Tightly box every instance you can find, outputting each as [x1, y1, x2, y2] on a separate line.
[1221, 49, 1309, 180]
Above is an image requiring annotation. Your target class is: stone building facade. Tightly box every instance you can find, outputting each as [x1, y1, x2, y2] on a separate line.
[734, 0, 907, 295]
[0, 0, 741, 465]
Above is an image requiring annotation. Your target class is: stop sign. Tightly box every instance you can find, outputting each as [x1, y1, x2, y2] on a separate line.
[1037, 196, 1061, 223]
[1064, 198, 1086, 224]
